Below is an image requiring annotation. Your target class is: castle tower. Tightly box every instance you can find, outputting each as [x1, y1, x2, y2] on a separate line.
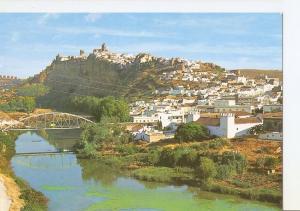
[80, 49, 85, 56]
[101, 43, 108, 51]
[220, 113, 235, 138]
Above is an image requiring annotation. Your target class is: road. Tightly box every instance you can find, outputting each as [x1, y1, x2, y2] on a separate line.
[0, 176, 11, 211]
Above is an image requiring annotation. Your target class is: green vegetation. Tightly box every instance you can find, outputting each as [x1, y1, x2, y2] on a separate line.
[175, 122, 209, 142]
[202, 182, 281, 204]
[74, 121, 281, 205]
[0, 83, 49, 113]
[0, 132, 48, 210]
[71, 96, 130, 122]
[75, 118, 133, 158]
[256, 156, 279, 170]
[0, 96, 36, 113]
[16, 178, 48, 211]
[249, 124, 265, 135]
[196, 157, 217, 182]
[17, 83, 49, 97]
[132, 166, 192, 183]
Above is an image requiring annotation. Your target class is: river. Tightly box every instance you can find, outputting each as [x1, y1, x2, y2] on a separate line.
[11, 130, 280, 211]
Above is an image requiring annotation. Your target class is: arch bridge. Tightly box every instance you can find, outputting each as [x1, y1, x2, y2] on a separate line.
[4, 112, 95, 131]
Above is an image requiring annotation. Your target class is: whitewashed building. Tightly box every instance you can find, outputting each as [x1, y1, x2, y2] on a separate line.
[196, 113, 263, 138]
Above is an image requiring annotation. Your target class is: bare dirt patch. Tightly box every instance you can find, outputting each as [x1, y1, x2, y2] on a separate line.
[0, 173, 24, 211]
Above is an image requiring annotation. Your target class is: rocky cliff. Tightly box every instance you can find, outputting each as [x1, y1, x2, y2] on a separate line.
[31, 43, 224, 108]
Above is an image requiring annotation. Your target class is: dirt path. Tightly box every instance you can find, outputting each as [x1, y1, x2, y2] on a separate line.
[0, 176, 11, 211]
[0, 174, 24, 211]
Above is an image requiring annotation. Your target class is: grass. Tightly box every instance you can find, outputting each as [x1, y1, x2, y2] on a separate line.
[132, 166, 194, 183]
[203, 182, 282, 205]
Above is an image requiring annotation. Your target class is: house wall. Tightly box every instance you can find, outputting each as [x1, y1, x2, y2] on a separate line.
[259, 132, 283, 141]
[234, 122, 262, 137]
[207, 125, 225, 137]
[206, 113, 262, 138]
[214, 105, 252, 113]
[145, 133, 166, 143]
[133, 116, 158, 123]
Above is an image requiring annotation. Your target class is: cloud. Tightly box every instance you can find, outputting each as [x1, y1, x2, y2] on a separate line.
[110, 41, 282, 70]
[53, 26, 169, 38]
[38, 13, 60, 25]
[111, 42, 282, 58]
[84, 14, 102, 23]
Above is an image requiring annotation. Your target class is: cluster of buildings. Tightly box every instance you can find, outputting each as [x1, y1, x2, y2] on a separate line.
[0, 75, 20, 89]
[128, 97, 271, 141]
[129, 66, 282, 142]
[49, 43, 283, 142]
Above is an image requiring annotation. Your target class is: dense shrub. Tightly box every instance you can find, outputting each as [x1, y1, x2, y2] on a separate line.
[175, 122, 209, 142]
[216, 164, 234, 179]
[255, 156, 278, 169]
[219, 151, 248, 174]
[71, 96, 130, 122]
[196, 157, 217, 181]
[158, 148, 176, 167]
[0, 96, 36, 113]
[146, 150, 161, 165]
[208, 138, 229, 149]
[17, 83, 49, 97]
[115, 144, 140, 155]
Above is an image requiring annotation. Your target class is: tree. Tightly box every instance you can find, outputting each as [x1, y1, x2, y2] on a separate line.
[175, 122, 209, 142]
[264, 156, 278, 169]
[221, 151, 248, 174]
[196, 157, 217, 181]
[17, 83, 49, 97]
[70, 96, 130, 122]
[22, 96, 36, 113]
[256, 156, 278, 170]
[249, 124, 264, 135]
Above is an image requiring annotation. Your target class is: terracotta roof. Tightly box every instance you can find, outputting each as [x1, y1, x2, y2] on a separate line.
[196, 117, 220, 126]
[235, 117, 262, 124]
[263, 112, 283, 119]
[126, 124, 143, 132]
[196, 116, 262, 126]
[231, 111, 251, 117]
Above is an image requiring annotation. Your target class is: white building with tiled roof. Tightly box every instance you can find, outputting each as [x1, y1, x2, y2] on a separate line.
[196, 113, 263, 138]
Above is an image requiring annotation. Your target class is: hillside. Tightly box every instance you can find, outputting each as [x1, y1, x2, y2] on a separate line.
[30, 43, 224, 108]
[230, 69, 283, 81]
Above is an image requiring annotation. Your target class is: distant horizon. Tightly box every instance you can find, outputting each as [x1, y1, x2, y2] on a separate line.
[0, 13, 282, 78]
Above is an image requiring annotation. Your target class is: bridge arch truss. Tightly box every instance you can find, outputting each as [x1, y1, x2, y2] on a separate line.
[10, 112, 94, 130]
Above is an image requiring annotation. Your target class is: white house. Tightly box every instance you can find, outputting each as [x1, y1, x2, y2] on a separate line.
[196, 113, 263, 138]
[213, 99, 253, 113]
[132, 115, 159, 124]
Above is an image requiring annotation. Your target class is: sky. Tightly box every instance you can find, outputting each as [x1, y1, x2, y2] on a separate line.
[0, 13, 282, 78]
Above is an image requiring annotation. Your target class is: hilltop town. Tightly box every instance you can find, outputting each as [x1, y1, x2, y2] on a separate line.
[1, 43, 283, 142]
[0, 43, 283, 208]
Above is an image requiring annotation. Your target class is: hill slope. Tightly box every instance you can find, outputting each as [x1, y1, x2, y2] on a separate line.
[31, 44, 223, 108]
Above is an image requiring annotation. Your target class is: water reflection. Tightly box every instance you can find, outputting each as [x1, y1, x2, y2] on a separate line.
[11, 131, 280, 211]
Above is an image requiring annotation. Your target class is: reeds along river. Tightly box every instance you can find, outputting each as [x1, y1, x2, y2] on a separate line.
[11, 130, 280, 211]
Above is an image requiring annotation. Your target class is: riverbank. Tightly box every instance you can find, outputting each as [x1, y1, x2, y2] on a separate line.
[75, 125, 282, 207]
[131, 166, 281, 204]
[0, 131, 48, 211]
[0, 173, 24, 211]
